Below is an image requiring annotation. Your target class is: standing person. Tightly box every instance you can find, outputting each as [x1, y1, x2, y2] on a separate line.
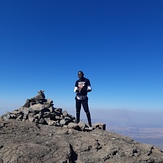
[74, 71, 92, 130]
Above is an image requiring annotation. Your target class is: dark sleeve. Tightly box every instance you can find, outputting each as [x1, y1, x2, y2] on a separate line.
[87, 79, 91, 86]
[75, 80, 78, 87]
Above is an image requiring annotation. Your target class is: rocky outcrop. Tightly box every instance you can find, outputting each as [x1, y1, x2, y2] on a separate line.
[1, 90, 105, 131]
[0, 91, 163, 163]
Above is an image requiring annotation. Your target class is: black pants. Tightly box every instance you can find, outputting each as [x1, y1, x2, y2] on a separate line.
[75, 97, 92, 127]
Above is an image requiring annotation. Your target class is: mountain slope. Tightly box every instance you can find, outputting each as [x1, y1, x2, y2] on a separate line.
[0, 120, 163, 163]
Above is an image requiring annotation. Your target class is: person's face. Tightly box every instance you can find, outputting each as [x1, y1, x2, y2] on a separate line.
[78, 72, 84, 79]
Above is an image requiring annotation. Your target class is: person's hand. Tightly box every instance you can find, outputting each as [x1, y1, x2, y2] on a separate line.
[78, 87, 82, 93]
[80, 87, 87, 94]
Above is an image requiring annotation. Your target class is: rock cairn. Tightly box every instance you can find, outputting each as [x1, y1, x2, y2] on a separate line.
[1, 90, 105, 131]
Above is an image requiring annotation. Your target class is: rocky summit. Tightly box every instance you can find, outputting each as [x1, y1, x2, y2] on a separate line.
[0, 91, 163, 163]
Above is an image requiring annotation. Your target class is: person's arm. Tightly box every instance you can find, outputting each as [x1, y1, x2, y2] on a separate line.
[87, 85, 92, 92]
[74, 80, 81, 92]
[86, 79, 92, 92]
[74, 86, 79, 92]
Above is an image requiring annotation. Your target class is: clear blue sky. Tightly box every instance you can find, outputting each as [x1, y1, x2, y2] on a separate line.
[0, 0, 163, 115]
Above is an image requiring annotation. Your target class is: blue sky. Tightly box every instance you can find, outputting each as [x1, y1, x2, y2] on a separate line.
[0, 0, 163, 116]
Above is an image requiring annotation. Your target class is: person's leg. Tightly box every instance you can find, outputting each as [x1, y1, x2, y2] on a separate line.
[82, 98, 92, 127]
[76, 98, 81, 123]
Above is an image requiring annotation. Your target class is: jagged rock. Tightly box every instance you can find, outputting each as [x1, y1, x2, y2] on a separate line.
[62, 110, 68, 117]
[1, 113, 10, 121]
[29, 103, 43, 111]
[67, 122, 80, 130]
[93, 122, 106, 130]
[44, 118, 56, 126]
[78, 121, 86, 131]
[60, 119, 66, 126]
[28, 113, 35, 122]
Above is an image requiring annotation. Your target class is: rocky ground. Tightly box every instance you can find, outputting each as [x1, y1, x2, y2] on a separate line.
[0, 119, 163, 163]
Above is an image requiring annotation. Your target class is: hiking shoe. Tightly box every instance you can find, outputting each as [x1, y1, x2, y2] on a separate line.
[88, 127, 93, 130]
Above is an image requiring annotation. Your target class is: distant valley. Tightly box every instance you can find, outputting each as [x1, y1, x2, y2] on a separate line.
[107, 126, 163, 150]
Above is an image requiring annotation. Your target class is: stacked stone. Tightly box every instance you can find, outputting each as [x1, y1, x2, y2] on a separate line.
[1, 90, 106, 131]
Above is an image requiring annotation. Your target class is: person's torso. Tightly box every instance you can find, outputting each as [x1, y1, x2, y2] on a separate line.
[76, 78, 90, 99]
